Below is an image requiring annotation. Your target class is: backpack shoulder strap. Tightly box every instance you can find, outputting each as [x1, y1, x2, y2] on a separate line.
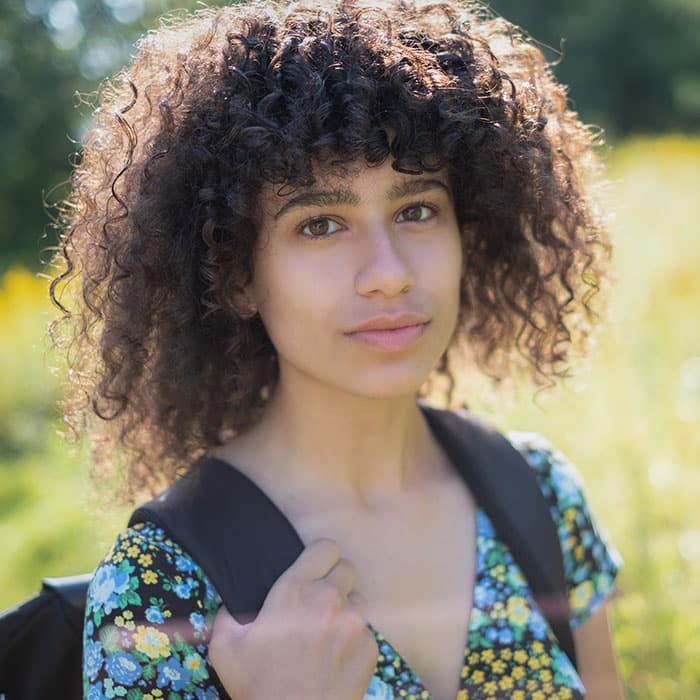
[129, 456, 305, 622]
[130, 407, 577, 669]
[420, 405, 577, 670]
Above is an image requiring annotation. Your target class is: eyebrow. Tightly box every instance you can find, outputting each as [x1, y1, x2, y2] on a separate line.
[272, 177, 452, 220]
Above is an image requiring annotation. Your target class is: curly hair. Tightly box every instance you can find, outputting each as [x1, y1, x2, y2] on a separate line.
[50, 0, 610, 499]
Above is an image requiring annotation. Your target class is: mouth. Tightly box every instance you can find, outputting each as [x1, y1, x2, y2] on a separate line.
[344, 320, 430, 352]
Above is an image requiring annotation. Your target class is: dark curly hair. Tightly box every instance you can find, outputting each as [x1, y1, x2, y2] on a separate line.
[50, 0, 610, 499]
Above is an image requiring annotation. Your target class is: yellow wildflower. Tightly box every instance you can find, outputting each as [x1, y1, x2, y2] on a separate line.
[142, 570, 158, 585]
[484, 681, 498, 694]
[507, 596, 530, 626]
[132, 625, 171, 659]
[498, 676, 514, 690]
[571, 581, 594, 611]
[491, 659, 506, 674]
[138, 553, 153, 567]
[528, 657, 541, 670]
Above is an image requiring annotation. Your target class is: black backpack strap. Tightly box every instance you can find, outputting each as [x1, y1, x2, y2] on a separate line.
[129, 456, 305, 622]
[420, 406, 578, 670]
[131, 406, 577, 669]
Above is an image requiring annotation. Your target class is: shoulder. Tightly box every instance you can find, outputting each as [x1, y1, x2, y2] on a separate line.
[84, 522, 222, 697]
[87, 521, 221, 621]
[506, 431, 588, 514]
[504, 431, 623, 628]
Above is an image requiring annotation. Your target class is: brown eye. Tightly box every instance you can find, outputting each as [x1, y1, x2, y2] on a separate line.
[300, 217, 342, 238]
[397, 204, 433, 223]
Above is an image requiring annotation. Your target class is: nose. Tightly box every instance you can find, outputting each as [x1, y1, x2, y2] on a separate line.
[354, 224, 416, 298]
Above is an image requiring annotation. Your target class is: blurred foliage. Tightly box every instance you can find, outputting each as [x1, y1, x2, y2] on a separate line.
[1, 136, 699, 698]
[1, 0, 700, 269]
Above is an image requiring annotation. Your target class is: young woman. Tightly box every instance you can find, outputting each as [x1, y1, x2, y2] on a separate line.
[54, 0, 624, 697]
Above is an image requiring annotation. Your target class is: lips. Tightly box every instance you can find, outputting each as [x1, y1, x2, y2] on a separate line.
[346, 312, 430, 333]
[344, 312, 430, 351]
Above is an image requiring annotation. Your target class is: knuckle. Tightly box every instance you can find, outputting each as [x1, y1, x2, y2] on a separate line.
[315, 582, 345, 612]
[340, 607, 367, 635]
[314, 537, 341, 559]
[273, 575, 303, 601]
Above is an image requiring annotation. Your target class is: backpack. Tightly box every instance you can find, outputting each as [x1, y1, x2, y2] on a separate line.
[0, 406, 576, 700]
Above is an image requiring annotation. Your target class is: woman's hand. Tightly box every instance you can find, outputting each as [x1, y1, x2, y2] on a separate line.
[208, 538, 378, 700]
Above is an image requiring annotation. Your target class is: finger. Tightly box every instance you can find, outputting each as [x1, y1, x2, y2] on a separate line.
[282, 538, 342, 582]
[211, 605, 252, 641]
[347, 590, 370, 622]
[321, 557, 357, 598]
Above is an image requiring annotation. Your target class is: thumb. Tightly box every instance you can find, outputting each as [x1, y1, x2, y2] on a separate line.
[211, 605, 256, 642]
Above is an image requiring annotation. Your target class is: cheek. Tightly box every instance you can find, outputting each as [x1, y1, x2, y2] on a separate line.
[251, 251, 336, 347]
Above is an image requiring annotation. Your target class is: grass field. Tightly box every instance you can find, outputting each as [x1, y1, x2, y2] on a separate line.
[1, 136, 698, 698]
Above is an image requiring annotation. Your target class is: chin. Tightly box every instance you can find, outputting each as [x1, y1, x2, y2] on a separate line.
[340, 366, 433, 401]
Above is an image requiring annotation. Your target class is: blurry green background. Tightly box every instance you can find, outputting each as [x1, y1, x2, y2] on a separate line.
[1, 1, 699, 698]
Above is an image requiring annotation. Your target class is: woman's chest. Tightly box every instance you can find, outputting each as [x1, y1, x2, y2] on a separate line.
[291, 475, 478, 700]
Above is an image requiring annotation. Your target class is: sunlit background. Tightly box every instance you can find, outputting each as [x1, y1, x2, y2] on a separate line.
[1, 1, 699, 698]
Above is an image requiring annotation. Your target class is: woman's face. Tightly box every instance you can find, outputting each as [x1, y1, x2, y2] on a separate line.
[246, 158, 463, 400]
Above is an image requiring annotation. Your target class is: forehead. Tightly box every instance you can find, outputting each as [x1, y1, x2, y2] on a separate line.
[257, 159, 452, 215]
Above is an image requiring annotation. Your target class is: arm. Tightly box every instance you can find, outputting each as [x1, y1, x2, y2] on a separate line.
[83, 522, 223, 699]
[510, 432, 625, 697]
[574, 601, 625, 699]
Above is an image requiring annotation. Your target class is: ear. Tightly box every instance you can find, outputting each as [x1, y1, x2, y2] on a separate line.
[229, 284, 258, 320]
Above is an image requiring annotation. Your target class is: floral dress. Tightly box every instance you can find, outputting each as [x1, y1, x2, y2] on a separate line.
[83, 433, 622, 700]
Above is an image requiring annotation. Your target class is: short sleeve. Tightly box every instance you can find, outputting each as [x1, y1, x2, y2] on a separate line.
[83, 521, 224, 699]
[508, 432, 623, 629]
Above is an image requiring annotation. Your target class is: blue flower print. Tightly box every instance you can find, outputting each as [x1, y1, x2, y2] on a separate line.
[145, 605, 165, 624]
[176, 554, 197, 572]
[527, 610, 549, 639]
[173, 577, 196, 599]
[103, 676, 127, 698]
[498, 628, 515, 645]
[550, 462, 583, 502]
[189, 611, 206, 633]
[476, 510, 495, 538]
[474, 582, 496, 608]
[90, 564, 131, 616]
[365, 675, 394, 699]
[87, 681, 109, 700]
[105, 652, 142, 685]
[84, 640, 104, 681]
[195, 688, 220, 700]
[157, 656, 192, 691]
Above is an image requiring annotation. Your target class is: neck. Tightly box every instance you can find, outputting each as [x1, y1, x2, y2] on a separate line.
[219, 374, 445, 514]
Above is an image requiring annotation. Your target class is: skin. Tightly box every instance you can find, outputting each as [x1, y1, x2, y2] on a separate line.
[574, 602, 626, 699]
[211, 157, 625, 698]
[230, 158, 463, 505]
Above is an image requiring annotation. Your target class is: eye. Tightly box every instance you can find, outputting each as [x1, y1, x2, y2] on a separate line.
[396, 204, 435, 223]
[299, 217, 343, 239]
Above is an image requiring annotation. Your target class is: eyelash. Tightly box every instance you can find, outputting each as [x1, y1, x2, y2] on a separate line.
[297, 202, 438, 240]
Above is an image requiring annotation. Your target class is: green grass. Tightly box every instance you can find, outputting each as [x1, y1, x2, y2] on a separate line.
[1, 136, 698, 698]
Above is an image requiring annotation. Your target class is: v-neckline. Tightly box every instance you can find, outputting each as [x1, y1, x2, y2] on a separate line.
[364, 506, 487, 700]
